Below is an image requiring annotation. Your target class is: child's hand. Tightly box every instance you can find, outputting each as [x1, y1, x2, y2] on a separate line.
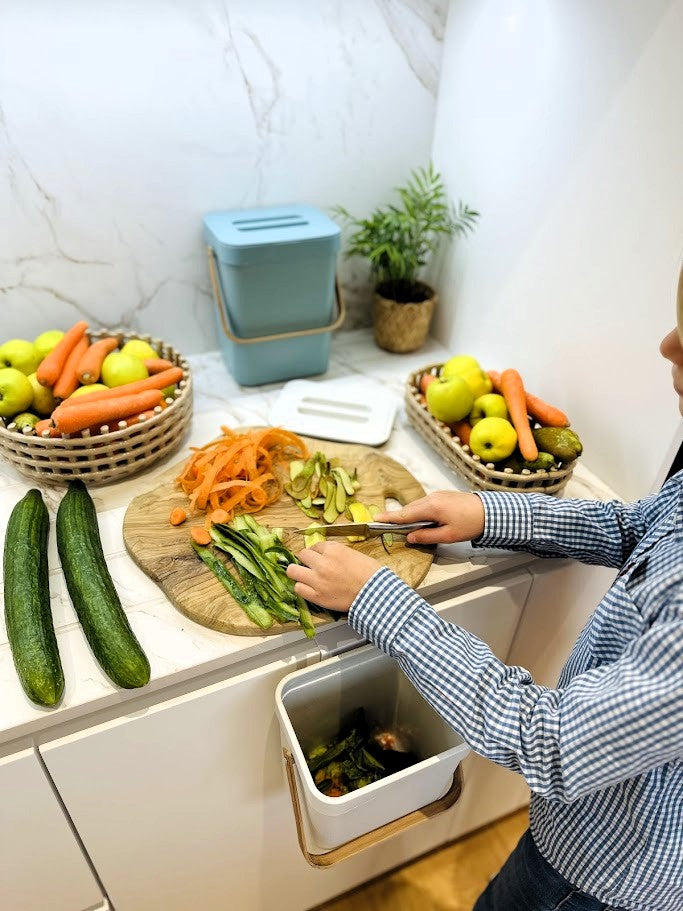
[286, 541, 380, 613]
[376, 491, 485, 544]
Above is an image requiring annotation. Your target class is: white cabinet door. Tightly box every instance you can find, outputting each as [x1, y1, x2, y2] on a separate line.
[0, 747, 104, 911]
[41, 575, 531, 911]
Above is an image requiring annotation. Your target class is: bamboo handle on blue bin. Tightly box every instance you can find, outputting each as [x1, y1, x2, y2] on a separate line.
[207, 247, 345, 345]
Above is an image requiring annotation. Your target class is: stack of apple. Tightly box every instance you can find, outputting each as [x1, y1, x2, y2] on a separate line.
[0, 322, 181, 436]
[418, 354, 582, 471]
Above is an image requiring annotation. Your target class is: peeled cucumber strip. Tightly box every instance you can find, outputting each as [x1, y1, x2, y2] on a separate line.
[289, 460, 304, 480]
[192, 543, 273, 629]
[303, 524, 326, 549]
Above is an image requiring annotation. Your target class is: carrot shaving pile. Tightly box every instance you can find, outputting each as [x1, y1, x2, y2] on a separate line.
[177, 426, 308, 519]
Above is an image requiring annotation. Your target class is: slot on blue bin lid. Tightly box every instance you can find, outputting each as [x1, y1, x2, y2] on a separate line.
[204, 204, 340, 266]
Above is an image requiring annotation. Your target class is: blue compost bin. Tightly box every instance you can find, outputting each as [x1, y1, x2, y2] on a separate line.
[204, 204, 342, 386]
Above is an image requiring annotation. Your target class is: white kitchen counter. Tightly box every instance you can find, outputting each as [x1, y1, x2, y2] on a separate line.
[0, 329, 618, 748]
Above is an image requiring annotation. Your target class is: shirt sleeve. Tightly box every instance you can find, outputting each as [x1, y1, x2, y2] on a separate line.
[474, 489, 654, 568]
[349, 567, 683, 803]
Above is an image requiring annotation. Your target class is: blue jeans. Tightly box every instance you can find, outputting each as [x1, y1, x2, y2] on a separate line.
[473, 830, 609, 911]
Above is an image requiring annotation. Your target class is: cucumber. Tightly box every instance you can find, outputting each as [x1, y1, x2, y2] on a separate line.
[57, 480, 150, 689]
[4, 489, 64, 706]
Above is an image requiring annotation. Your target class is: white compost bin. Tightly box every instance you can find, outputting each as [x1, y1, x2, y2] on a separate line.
[275, 644, 470, 851]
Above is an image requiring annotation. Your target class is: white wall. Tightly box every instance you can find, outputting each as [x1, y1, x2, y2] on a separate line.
[431, 0, 683, 499]
[0, 0, 447, 352]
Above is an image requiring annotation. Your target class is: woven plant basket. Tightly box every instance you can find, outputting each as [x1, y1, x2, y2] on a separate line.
[373, 282, 436, 353]
[0, 329, 193, 486]
[405, 363, 575, 495]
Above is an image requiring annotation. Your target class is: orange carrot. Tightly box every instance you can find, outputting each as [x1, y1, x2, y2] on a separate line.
[449, 420, 472, 445]
[77, 409, 156, 437]
[488, 369, 569, 427]
[144, 357, 174, 374]
[35, 418, 56, 437]
[58, 367, 184, 408]
[76, 337, 119, 384]
[486, 370, 502, 392]
[524, 393, 570, 428]
[419, 373, 437, 395]
[191, 527, 211, 546]
[51, 390, 163, 434]
[500, 369, 538, 461]
[37, 408, 159, 438]
[176, 426, 308, 519]
[53, 336, 90, 400]
[210, 508, 229, 524]
[129, 403, 163, 423]
[37, 320, 88, 387]
[169, 507, 187, 526]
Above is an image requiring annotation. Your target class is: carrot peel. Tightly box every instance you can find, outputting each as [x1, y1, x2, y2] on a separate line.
[176, 426, 307, 522]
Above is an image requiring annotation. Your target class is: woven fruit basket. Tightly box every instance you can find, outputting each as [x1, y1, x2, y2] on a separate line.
[405, 363, 575, 495]
[0, 330, 193, 486]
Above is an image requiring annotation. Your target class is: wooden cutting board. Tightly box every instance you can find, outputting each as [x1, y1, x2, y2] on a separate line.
[122, 438, 434, 636]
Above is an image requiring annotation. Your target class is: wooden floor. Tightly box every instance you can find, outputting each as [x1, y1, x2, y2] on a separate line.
[314, 809, 528, 911]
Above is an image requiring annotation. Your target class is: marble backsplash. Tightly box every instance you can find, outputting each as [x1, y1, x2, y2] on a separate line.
[0, 0, 448, 353]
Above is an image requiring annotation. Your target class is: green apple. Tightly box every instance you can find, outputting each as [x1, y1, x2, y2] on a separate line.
[0, 338, 41, 375]
[470, 393, 508, 425]
[441, 355, 492, 399]
[33, 329, 65, 361]
[69, 383, 109, 398]
[441, 354, 482, 378]
[120, 339, 158, 361]
[426, 375, 474, 423]
[458, 366, 492, 400]
[469, 417, 518, 462]
[13, 412, 40, 431]
[27, 372, 57, 415]
[0, 367, 33, 418]
[101, 352, 149, 387]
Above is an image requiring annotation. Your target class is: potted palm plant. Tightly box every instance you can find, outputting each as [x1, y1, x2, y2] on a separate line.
[335, 164, 479, 353]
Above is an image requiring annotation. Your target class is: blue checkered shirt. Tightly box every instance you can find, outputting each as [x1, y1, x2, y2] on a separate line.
[349, 475, 683, 911]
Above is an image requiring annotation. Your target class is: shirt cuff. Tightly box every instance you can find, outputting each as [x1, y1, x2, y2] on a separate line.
[348, 566, 426, 655]
[472, 490, 534, 548]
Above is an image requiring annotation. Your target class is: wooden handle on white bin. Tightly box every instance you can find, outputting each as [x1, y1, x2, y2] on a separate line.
[282, 748, 463, 868]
